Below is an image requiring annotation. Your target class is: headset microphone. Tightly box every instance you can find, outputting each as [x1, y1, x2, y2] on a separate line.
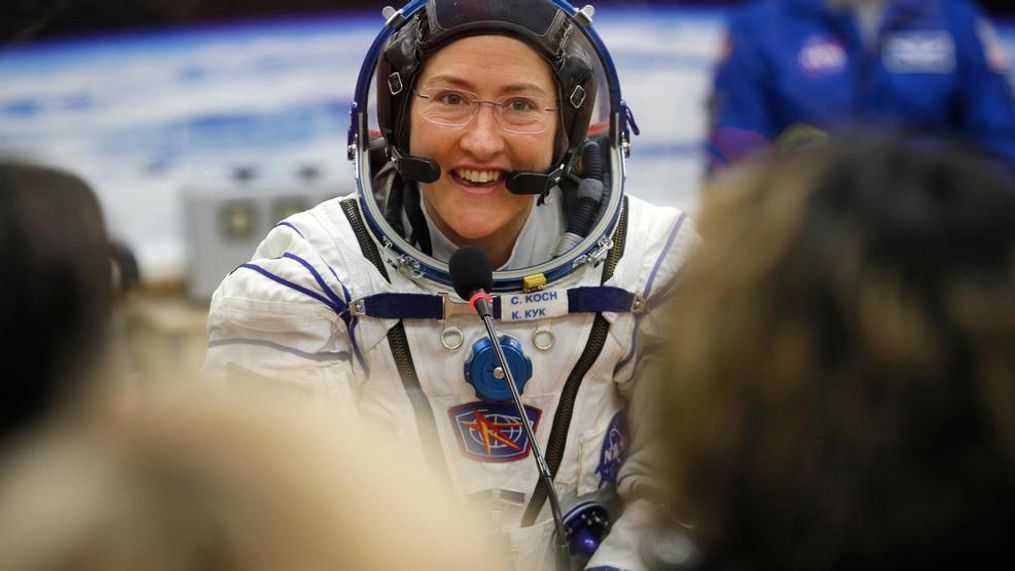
[449, 246, 575, 571]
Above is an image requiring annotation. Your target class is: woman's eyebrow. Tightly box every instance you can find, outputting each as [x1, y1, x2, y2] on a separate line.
[419, 74, 472, 88]
[420, 75, 552, 96]
[501, 82, 552, 96]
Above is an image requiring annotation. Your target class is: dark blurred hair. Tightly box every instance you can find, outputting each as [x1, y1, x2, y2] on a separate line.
[0, 162, 112, 439]
[661, 137, 1015, 569]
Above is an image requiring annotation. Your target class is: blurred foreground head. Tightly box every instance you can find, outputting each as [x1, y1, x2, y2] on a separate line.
[0, 389, 501, 571]
[663, 137, 1015, 568]
[0, 162, 112, 438]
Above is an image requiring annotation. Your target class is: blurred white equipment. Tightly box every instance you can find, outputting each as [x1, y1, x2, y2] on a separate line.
[182, 169, 344, 300]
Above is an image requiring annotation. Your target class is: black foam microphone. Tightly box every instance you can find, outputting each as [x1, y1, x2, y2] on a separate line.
[449, 246, 574, 571]
[391, 147, 441, 184]
[449, 245, 494, 317]
[505, 166, 562, 196]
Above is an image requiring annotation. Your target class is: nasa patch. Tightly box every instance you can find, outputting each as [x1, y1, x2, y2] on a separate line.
[798, 35, 847, 75]
[596, 411, 626, 488]
[449, 402, 542, 463]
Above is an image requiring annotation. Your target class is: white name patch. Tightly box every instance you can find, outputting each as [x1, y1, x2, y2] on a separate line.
[882, 32, 956, 74]
[501, 289, 569, 322]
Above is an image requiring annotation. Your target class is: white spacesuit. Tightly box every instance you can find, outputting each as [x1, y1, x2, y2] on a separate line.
[205, 1, 698, 570]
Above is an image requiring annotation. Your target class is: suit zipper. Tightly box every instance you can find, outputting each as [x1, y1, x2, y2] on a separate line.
[340, 198, 452, 483]
[522, 196, 629, 526]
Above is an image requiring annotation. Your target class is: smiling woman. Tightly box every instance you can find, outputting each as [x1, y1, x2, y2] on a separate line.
[203, 2, 700, 570]
[365, 0, 609, 284]
[409, 35, 559, 268]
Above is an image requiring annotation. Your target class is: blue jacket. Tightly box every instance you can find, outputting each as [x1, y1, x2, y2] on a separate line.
[708, 0, 1015, 169]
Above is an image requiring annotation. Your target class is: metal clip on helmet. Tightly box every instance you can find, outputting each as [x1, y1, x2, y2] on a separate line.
[348, 0, 634, 291]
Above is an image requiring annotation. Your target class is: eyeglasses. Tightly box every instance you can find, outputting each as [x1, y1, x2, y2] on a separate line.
[413, 87, 559, 134]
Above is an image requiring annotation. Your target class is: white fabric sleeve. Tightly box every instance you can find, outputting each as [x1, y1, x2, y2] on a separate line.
[203, 222, 362, 420]
[588, 201, 700, 570]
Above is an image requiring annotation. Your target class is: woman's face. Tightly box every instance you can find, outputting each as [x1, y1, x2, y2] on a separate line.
[409, 35, 558, 260]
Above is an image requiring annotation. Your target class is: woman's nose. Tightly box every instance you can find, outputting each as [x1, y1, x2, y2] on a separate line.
[459, 105, 506, 159]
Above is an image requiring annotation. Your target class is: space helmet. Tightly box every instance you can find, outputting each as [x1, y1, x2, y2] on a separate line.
[346, 0, 638, 293]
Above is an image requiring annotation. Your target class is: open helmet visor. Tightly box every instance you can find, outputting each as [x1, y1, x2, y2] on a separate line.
[347, 0, 637, 292]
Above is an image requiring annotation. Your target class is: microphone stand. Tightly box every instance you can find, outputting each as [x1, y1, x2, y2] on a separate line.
[472, 295, 575, 571]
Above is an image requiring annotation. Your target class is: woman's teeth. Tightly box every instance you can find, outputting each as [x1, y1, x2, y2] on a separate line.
[455, 169, 502, 184]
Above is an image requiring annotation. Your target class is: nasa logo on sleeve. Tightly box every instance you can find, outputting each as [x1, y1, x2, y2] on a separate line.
[797, 35, 848, 76]
[595, 411, 626, 488]
[449, 402, 542, 463]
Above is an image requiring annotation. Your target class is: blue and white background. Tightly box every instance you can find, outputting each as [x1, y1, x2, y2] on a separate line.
[1, 6, 1012, 280]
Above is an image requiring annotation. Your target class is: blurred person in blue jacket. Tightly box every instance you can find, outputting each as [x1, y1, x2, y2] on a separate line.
[707, 0, 1015, 172]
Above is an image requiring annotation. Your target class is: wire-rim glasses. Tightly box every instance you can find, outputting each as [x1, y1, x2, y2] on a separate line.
[413, 87, 559, 134]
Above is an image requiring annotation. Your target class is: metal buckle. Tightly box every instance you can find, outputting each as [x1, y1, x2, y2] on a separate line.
[570, 85, 587, 109]
[387, 72, 404, 96]
[395, 254, 422, 279]
[348, 298, 367, 317]
[630, 294, 648, 314]
[380, 236, 423, 279]
[572, 235, 615, 269]
[442, 294, 477, 320]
